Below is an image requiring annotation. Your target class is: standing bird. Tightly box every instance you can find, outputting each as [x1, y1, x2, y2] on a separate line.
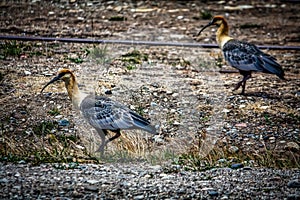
[41, 68, 157, 154]
[197, 16, 285, 94]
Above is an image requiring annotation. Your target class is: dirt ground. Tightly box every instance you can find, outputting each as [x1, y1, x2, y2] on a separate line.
[0, 0, 299, 168]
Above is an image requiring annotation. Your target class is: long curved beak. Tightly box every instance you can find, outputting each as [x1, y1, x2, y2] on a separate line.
[41, 74, 63, 93]
[197, 22, 213, 36]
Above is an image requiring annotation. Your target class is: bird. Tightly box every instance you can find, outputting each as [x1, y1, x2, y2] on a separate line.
[197, 16, 285, 94]
[41, 68, 157, 154]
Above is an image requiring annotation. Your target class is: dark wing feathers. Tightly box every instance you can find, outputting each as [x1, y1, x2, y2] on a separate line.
[223, 39, 284, 79]
[80, 95, 157, 134]
[129, 110, 157, 134]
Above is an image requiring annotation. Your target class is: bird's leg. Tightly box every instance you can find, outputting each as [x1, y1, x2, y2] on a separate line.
[95, 129, 108, 155]
[105, 129, 121, 144]
[234, 71, 251, 95]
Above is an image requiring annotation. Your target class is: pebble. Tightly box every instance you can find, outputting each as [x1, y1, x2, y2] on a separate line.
[228, 146, 239, 153]
[84, 185, 98, 192]
[58, 119, 70, 126]
[0, 163, 299, 199]
[208, 190, 219, 197]
[24, 70, 31, 75]
[231, 163, 244, 169]
[287, 180, 300, 188]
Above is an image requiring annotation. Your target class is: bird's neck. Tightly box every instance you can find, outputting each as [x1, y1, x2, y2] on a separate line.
[64, 76, 87, 109]
[216, 19, 233, 49]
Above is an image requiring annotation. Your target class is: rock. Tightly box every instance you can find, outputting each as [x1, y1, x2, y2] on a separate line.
[134, 195, 145, 200]
[287, 180, 300, 188]
[24, 70, 31, 75]
[235, 123, 247, 127]
[87, 179, 99, 184]
[228, 146, 239, 153]
[231, 163, 244, 169]
[0, 178, 8, 183]
[218, 158, 227, 163]
[84, 185, 98, 192]
[58, 119, 70, 126]
[208, 190, 219, 197]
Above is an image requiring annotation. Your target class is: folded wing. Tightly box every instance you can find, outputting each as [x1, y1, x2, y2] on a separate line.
[80, 95, 157, 134]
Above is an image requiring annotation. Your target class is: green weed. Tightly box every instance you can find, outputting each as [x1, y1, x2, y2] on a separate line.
[89, 45, 112, 65]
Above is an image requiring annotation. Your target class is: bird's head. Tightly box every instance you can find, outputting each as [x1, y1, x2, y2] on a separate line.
[41, 68, 75, 93]
[197, 16, 226, 36]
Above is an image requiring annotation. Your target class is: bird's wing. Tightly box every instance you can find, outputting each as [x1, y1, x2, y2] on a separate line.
[222, 39, 267, 72]
[80, 95, 156, 134]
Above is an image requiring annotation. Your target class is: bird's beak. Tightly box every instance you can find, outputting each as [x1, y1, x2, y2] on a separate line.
[197, 21, 213, 36]
[41, 74, 63, 93]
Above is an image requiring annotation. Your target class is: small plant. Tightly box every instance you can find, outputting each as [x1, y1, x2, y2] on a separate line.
[126, 65, 136, 70]
[32, 121, 56, 135]
[48, 107, 61, 116]
[0, 41, 22, 58]
[68, 57, 84, 63]
[89, 45, 112, 65]
[200, 10, 213, 20]
[0, 41, 43, 59]
[121, 50, 149, 70]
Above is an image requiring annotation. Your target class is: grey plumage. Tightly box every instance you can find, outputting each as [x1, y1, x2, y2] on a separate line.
[41, 68, 157, 155]
[80, 95, 157, 134]
[197, 16, 285, 94]
[223, 39, 285, 79]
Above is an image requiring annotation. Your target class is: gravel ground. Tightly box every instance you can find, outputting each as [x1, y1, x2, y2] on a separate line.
[0, 162, 299, 200]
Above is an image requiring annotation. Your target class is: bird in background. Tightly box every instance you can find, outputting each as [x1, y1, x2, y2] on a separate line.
[41, 68, 157, 155]
[197, 16, 285, 95]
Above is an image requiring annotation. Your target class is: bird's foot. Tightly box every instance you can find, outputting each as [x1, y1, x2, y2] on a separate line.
[95, 144, 105, 156]
[233, 81, 247, 95]
[233, 82, 242, 91]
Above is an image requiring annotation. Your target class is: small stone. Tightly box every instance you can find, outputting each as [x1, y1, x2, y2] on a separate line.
[134, 195, 145, 200]
[243, 166, 252, 170]
[24, 70, 31, 75]
[208, 190, 219, 197]
[235, 123, 247, 127]
[220, 195, 229, 200]
[239, 104, 246, 108]
[18, 160, 26, 164]
[231, 163, 244, 169]
[228, 146, 239, 153]
[87, 179, 99, 184]
[84, 185, 98, 192]
[150, 102, 158, 107]
[105, 90, 112, 95]
[260, 105, 269, 110]
[218, 158, 227, 163]
[58, 119, 70, 126]
[13, 185, 21, 190]
[287, 180, 300, 188]
[14, 172, 21, 177]
[222, 109, 230, 113]
[0, 178, 8, 183]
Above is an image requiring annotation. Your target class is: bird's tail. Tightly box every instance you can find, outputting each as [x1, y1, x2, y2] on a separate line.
[130, 111, 157, 135]
[262, 54, 285, 80]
